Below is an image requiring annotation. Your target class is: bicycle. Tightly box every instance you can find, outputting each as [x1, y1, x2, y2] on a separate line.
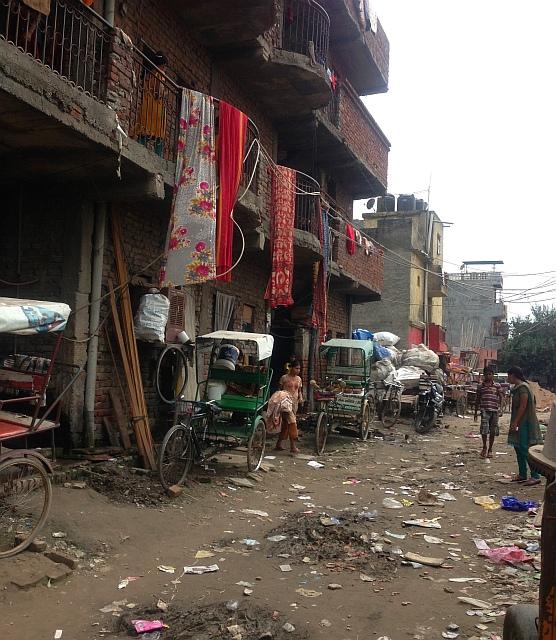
[375, 380, 403, 429]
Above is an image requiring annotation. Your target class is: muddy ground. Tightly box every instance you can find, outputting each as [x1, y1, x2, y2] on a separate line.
[0, 412, 545, 640]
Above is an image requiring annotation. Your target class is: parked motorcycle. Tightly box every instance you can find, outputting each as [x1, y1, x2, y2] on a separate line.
[414, 378, 445, 434]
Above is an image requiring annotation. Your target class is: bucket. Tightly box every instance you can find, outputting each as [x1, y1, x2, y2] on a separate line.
[213, 344, 240, 370]
[207, 381, 227, 401]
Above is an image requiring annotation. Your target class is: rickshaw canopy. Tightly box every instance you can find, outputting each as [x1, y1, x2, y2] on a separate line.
[320, 338, 374, 359]
[199, 331, 274, 361]
[0, 298, 71, 335]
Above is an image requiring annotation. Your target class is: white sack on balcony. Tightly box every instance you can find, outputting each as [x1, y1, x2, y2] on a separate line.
[134, 293, 170, 343]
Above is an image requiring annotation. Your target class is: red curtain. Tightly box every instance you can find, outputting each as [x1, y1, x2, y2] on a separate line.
[265, 167, 297, 308]
[346, 223, 356, 255]
[216, 101, 248, 282]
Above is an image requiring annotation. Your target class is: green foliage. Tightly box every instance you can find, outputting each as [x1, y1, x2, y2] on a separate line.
[499, 306, 556, 389]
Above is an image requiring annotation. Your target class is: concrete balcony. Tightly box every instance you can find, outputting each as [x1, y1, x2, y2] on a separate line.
[321, 0, 389, 95]
[0, 0, 173, 197]
[428, 265, 448, 298]
[217, 0, 332, 119]
[170, 0, 277, 47]
[279, 80, 389, 198]
[293, 173, 323, 264]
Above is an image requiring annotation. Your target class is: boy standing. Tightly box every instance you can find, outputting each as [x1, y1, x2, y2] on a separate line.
[475, 367, 504, 458]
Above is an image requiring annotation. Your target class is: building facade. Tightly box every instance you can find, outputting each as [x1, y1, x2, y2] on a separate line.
[352, 198, 446, 350]
[443, 263, 508, 369]
[0, 0, 389, 445]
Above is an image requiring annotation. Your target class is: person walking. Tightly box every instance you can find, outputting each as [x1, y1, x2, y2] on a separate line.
[274, 359, 303, 455]
[475, 366, 504, 458]
[507, 365, 543, 485]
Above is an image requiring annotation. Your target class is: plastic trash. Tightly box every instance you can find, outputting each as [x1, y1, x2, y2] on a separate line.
[267, 535, 288, 542]
[385, 530, 406, 540]
[157, 565, 176, 574]
[401, 343, 439, 372]
[501, 496, 540, 512]
[352, 328, 374, 341]
[373, 331, 400, 346]
[295, 588, 322, 597]
[383, 497, 403, 509]
[279, 564, 292, 572]
[132, 620, 165, 634]
[307, 460, 325, 469]
[241, 509, 269, 517]
[195, 550, 215, 559]
[424, 535, 444, 544]
[403, 552, 444, 567]
[239, 539, 260, 546]
[183, 564, 219, 574]
[134, 293, 170, 343]
[358, 510, 378, 521]
[320, 516, 341, 526]
[403, 518, 442, 529]
[479, 546, 534, 565]
[474, 496, 500, 510]
[438, 492, 457, 502]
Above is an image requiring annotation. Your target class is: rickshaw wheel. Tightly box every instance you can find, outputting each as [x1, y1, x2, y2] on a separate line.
[315, 412, 329, 456]
[159, 424, 194, 490]
[359, 399, 373, 441]
[0, 456, 52, 558]
[247, 417, 266, 472]
[382, 386, 402, 429]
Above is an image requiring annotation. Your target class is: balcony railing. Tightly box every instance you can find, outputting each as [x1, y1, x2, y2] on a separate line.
[295, 173, 321, 238]
[1, 0, 110, 102]
[320, 83, 340, 126]
[280, 0, 329, 66]
[240, 120, 260, 194]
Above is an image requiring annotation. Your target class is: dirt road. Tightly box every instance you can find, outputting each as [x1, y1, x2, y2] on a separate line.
[0, 413, 544, 640]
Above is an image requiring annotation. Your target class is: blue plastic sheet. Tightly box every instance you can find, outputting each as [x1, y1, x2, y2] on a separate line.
[501, 496, 539, 512]
[373, 343, 391, 360]
[352, 329, 374, 341]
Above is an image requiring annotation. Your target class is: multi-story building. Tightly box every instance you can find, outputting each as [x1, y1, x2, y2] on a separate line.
[0, 0, 389, 445]
[444, 261, 508, 370]
[352, 196, 447, 350]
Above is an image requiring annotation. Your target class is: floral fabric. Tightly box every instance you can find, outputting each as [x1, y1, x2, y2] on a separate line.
[160, 89, 216, 286]
[265, 166, 296, 308]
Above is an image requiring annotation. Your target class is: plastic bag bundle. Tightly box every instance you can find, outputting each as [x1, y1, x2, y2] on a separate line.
[401, 344, 439, 373]
[371, 358, 395, 382]
[387, 365, 423, 388]
[373, 342, 392, 361]
[501, 496, 539, 512]
[373, 331, 400, 347]
[134, 293, 170, 343]
[352, 328, 374, 341]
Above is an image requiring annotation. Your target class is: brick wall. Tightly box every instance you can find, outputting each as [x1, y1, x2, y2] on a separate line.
[334, 231, 384, 295]
[327, 288, 349, 337]
[338, 81, 389, 188]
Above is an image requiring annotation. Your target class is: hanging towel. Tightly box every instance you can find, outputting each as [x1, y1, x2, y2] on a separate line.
[346, 223, 356, 255]
[160, 89, 217, 286]
[216, 101, 248, 282]
[265, 166, 296, 308]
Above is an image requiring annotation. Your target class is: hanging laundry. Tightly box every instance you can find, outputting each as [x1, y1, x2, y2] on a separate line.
[160, 89, 217, 286]
[265, 166, 297, 308]
[346, 223, 356, 255]
[216, 101, 248, 282]
[312, 261, 328, 342]
[321, 207, 331, 273]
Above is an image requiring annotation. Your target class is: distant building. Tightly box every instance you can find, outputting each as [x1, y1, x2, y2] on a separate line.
[353, 196, 447, 350]
[443, 261, 508, 370]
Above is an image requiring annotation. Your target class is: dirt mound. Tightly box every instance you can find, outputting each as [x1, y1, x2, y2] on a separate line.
[118, 602, 308, 639]
[82, 462, 171, 507]
[265, 511, 397, 579]
[529, 381, 556, 410]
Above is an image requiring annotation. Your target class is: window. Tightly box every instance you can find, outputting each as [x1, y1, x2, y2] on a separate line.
[241, 304, 255, 332]
[436, 233, 442, 256]
[417, 275, 421, 287]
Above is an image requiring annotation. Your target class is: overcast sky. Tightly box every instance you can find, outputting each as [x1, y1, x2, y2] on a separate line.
[355, 0, 556, 318]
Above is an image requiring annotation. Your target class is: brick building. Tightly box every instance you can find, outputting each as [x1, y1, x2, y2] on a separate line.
[0, 0, 389, 446]
[353, 196, 447, 350]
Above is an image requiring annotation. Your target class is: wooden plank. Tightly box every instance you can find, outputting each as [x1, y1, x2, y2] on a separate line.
[108, 389, 131, 450]
[102, 416, 121, 448]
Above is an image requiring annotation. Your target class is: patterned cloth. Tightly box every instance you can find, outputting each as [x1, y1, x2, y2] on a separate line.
[265, 166, 296, 308]
[160, 89, 216, 286]
[508, 382, 543, 446]
[477, 382, 502, 412]
[267, 390, 294, 434]
[322, 207, 331, 273]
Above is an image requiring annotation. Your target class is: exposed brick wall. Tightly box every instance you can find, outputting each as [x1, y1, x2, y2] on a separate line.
[334, 231, 384, 295]
[327, 288, 350, 337]
[338, 80, 389, 188]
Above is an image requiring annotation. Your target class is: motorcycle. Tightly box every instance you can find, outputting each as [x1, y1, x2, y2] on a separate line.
[414, 378, 445, 434]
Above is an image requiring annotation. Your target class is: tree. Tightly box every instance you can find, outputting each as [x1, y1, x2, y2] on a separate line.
[498, 305, 556, 390]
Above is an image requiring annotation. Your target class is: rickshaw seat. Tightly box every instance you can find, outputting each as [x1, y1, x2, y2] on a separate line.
[0, 411, 58, 442]
[216, 394, 262, 412]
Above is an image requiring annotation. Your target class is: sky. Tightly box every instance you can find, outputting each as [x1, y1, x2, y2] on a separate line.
[355, 0, 556, 319]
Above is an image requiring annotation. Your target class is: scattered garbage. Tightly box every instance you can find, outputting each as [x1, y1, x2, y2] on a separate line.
[183, 564, 219, 574]
[442, 632, 459, 639]
[279, 564, 292, 572]
[403, 518, 442, 529]
[267, 535, 288, 543]
[438, 492, 457, 502]
[479, 546, 534, 565]
[473, 538, 490, 551]
[501, 496, 540, 512]
[382, 497, 403, 509]
[52, 532, 67, 539]
[195, 550, 215, 559]
[307, 460, 325, 469]
[403, 552, 444, 567]
[423, 535, 444, 544]
[54, 631, 63, 640]
[328, 583, 343, 590]
[458, 597, 492, 610]
[295, 588, 322, 598]
[132, 620, 166, 634]
[385, 531, 406, 540]
[283, 622, 296, 633]
[241, 509, 269, 517]
[360, 573, 375, 582]
[118, 576, 140, 589]
[320, 516, 341, 526]
[473, 496, 500, 510]
[449, 577, 487, 584]
[239, 538, 260, 547]
[157, 565, 176, 574]
[358, 510, 379, 521]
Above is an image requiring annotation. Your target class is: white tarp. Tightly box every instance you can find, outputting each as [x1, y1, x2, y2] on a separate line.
[0, 298, 71, 334]
[199, 331, 274, 361]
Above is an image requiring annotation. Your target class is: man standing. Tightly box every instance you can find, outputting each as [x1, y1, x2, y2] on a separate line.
[475, 367, 504, 458]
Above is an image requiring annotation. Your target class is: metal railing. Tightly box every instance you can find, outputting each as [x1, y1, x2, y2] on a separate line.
[240, 120, 260, 193]
[126, 48, 180, 162]
[0, 0, 111, 102]
[321, 84, 340, 127]
[281, 0, 329, 66]
[295, 173, 320, 237]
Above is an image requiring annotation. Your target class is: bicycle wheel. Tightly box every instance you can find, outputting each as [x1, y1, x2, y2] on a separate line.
[315, 412, 329, 456]
[382, 387, 401, 429]
[247, 416, 266, 472]
[359, 399, 373, 441]
[0, 456, 52, 558]
[155, 345, 188, 405]
[158, 424, 194, 490]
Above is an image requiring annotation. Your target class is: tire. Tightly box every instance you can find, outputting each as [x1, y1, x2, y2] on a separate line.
[503, 604, 538, 640]
[382, 388, 401, 429]
[155, 345, 188, 405]
[0, 456, 52, 558]
[359, 400, 372, 441]
[315, 412, 329, 456]
[414, 406, 436, 434]
[247, 417, 266, 472]
[158, 424, 194, 490]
